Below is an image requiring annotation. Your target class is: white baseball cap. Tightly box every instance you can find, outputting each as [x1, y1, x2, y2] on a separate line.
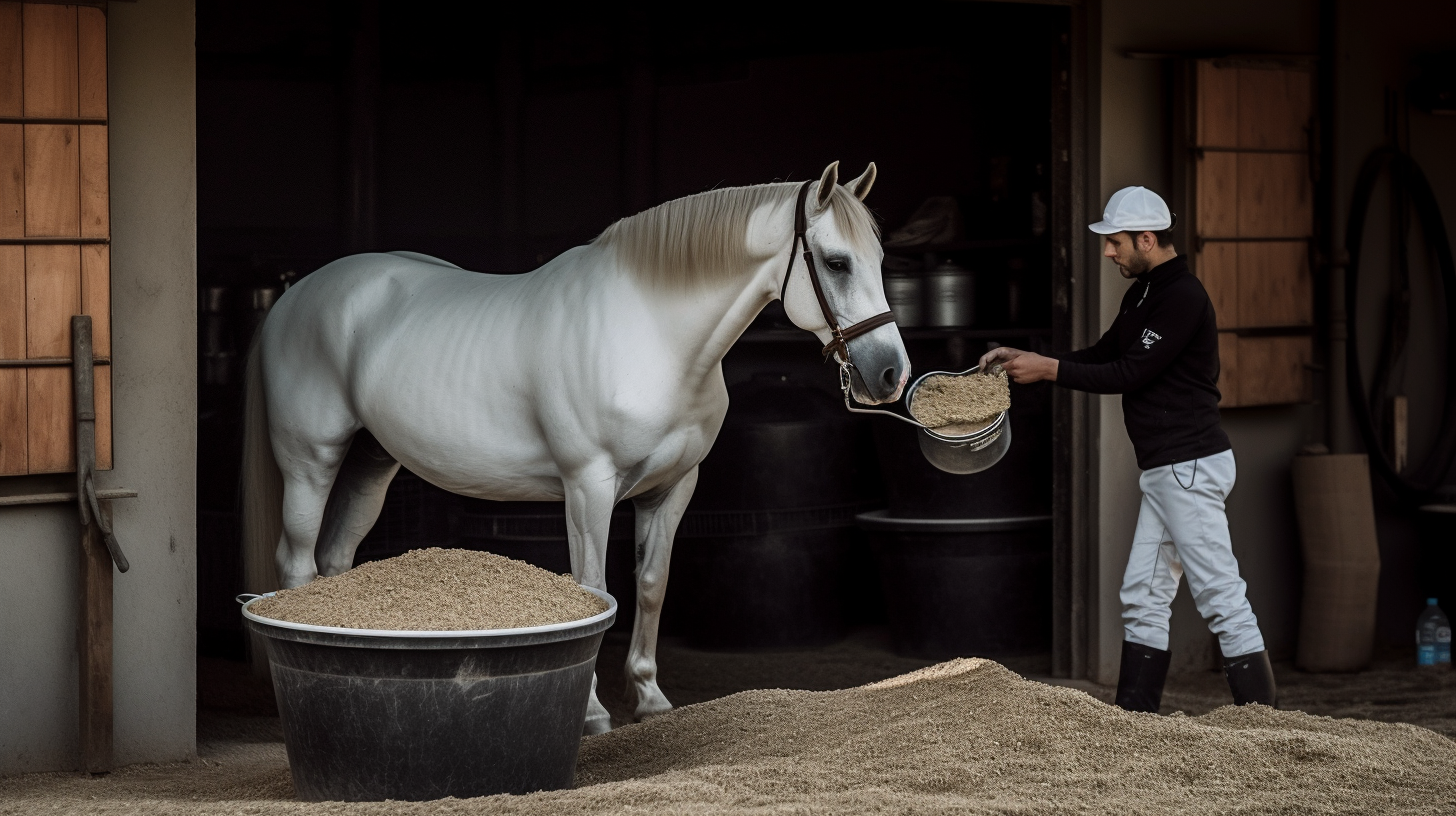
[1088, 186, 1174, 235]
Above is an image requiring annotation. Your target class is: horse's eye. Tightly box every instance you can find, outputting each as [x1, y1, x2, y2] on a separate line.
[825, 259, 849, 273]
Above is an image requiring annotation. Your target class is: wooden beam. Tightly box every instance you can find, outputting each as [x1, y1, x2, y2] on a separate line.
[0, 487, 136, 506]
[78, 499, 113, 774]
[72, 314, 117, 774]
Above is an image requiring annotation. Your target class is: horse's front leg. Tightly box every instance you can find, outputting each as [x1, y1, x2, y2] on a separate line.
[627, 466, 697, 722]
[563, 465, 620, 735]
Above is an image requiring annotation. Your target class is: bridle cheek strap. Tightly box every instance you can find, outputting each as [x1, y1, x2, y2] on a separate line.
[780, 180, 897, 364]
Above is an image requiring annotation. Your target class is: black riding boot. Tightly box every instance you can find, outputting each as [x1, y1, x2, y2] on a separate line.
[1223, 649, 1277, 707]
[1114, 641, 1171, 713]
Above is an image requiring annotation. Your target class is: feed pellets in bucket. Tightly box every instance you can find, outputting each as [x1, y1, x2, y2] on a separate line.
[240, 548, 617, 802]
[249, 548, 608, 631]
[903, 367, 1012, 474]
[909, 368, 1011, 435]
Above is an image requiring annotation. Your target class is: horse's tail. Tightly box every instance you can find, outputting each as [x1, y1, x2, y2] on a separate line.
[241, 328, 283, 599]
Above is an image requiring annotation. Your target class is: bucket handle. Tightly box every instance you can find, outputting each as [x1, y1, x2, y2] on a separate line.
[235, 593, 264, 605]
[838, 363, 995, 429]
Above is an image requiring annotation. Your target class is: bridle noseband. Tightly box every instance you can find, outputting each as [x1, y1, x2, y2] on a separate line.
[780, 179, 897, 365]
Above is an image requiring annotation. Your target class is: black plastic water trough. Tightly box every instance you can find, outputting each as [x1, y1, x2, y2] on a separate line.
[241, 587, 616, 802]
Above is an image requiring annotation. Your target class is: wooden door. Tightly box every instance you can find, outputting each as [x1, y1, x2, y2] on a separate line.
[1177, 59, 1315, 408]
[0, 2, 111, 474]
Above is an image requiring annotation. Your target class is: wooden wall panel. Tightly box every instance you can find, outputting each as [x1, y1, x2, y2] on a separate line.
[0, 123, 22, 237]
[24, 124, 80, 236]
[0, 368, 25, 475]
[1196, 241, 1238, 328]
[77, 7, 107, 120]
[0, 3, 20, 117]
[81, 244, 109, 357]
[95, 363, 110, 470]
[1196, 151, 1238, 238]
[1235, 336, 1311, 406]
[1239, 241, 1312, 327]
[1217, 331, 1239, 407]
[1237, 153, 1312, 238]
[1189, 64, 1314, 409]
[26, 366, 71, 472]
[1195, 61, 1239, 148]
[80, 125, 108, 238]
[0, 244, 22, 358]
[21, 3, 78, 119]
[1238, 69, 1311, 151]
[9, 4, 113, 474]
[25, 244, 80, 358]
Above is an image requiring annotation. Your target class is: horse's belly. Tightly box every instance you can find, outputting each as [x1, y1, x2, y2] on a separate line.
[426, 470, 565, 502]
[364, 404, 566, 501]
[394, 444, 566, 502]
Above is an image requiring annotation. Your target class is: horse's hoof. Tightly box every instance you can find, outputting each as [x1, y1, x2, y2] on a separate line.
[633, 701, 673, 723]
[583, 713, 613, 735]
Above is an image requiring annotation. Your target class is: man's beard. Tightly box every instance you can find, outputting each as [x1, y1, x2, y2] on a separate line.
[1123, 252, 1153, 277]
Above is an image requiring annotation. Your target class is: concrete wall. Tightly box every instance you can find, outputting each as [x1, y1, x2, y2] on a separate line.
[0, 0, 196, 774]
[1091, 0, 1319, 682]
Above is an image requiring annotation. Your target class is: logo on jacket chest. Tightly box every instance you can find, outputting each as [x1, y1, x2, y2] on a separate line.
[1141, 329, 1162, 348]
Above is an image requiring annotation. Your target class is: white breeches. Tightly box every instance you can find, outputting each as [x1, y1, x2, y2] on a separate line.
[1120, 449, 1265, 657]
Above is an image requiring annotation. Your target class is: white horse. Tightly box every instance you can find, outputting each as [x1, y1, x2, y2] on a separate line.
[241, 161, 909, 732]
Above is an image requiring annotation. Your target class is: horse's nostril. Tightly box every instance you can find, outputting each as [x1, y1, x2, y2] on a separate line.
[881, 367, 898, 389]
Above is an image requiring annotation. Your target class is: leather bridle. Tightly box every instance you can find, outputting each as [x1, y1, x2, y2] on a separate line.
[780, 180, 897, 365]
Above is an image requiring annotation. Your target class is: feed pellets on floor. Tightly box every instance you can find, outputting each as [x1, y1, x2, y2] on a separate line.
[911, 368, 1010, 434]
[8, 658, 1455, 815]
[249, 548, 607, 630]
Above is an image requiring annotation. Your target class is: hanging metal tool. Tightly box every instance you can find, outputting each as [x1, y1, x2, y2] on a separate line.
[74, 316, 129, 574]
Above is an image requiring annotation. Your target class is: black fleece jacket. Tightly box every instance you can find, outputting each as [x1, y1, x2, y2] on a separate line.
[1053, 254, 1231, 470]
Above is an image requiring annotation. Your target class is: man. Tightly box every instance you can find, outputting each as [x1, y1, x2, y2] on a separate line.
[979, 186, 1276, 713]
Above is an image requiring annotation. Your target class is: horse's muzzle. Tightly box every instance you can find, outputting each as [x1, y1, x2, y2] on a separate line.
[845, 330, 910, 405]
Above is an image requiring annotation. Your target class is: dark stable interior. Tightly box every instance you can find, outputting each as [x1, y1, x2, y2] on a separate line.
[196, 1, 1064, 659]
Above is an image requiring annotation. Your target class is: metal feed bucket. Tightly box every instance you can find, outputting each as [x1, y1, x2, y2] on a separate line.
[840, 364, 1011, 475]
[240, 588, 616, 802]
[905, 368, 1011, 474]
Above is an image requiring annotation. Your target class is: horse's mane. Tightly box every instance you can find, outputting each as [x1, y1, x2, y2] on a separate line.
[594, 181, 880, 290]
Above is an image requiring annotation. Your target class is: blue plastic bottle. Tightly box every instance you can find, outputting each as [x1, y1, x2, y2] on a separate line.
[1416, 598, 1452, 667]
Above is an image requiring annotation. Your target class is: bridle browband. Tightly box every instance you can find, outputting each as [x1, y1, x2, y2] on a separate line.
[780, 179, 897, 364]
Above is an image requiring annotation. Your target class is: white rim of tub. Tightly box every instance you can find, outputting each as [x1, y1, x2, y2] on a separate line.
[238, 584, 617, 639]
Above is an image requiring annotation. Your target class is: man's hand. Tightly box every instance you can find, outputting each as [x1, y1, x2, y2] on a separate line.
[978, 346, 1058, 384]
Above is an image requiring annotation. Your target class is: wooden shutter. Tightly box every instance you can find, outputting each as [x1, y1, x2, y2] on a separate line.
[0, 2, 111, 475]
[1175, 59, 1315, 408]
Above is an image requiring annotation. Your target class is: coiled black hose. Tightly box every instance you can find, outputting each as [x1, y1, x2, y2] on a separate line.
[1345, 146, 1456, 503]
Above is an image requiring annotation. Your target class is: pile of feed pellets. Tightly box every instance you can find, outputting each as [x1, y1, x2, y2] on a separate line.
[249, 548, 607, 631]
[910, 368, 1011, 435]
[9, 658, 1454, 814]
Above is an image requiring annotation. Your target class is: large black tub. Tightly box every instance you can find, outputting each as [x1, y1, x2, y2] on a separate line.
[671, 374, 879, 648]
[241, 589, 616, 802]
[673, 520, 861, 648]
[858, 511, 1051, 658]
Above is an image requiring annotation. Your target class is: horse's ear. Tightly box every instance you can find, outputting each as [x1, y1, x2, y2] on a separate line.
[847, 162, 877, 201]
[815, 161, 840, 210]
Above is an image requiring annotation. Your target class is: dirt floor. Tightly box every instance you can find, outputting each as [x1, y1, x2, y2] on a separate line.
[3, 629, 1455, 815]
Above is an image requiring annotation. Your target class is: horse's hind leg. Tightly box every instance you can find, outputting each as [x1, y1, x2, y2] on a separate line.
[314, 428, 401, 577]
[274, 443, 350, 589]
[626, 467, 698, 722]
